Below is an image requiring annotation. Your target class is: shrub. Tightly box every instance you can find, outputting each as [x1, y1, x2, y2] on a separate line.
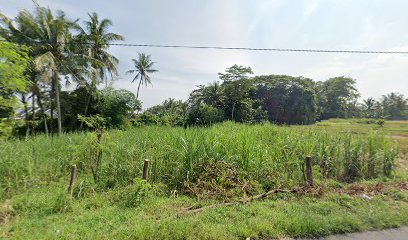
[183, 160, 263, 201]
[110, 179, 163, 208]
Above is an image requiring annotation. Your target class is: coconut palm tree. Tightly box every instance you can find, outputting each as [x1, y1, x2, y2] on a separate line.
[0, 3, 78, 135]
[76, 12, 123, 129]
[77, 12, 124, 87]
[204, 81, 224, 108]
[363, 98, 375, 112]
[381, 92, 408, 120]
[126, 53, 158, 100]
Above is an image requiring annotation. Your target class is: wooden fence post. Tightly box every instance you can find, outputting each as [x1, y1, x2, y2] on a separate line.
[143, 159, 150, 180]
[68, 164, 77, 197]
[305, 156, 313, 186]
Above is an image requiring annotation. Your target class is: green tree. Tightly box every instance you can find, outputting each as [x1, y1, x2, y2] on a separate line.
[218, 65, 254, 121]
[253, 75, 317, 124]
[189, 81, 224, 108]
[126, 53, 158, 100]
[1, 3, 79, 135]
[96, 87, 141, 127]
[218, 64, 253, 82]
[145, 98, 188, 126]
[0, 40, 29, 137]
[362, 97, 375, 111]
[380, 92, 408, 120]
[187, 104, 225, 125]
[361, 97, 378, 118]
[316, 76, 360, 119]
[1, 13, 50, 135]
[76, 12, 124, 129]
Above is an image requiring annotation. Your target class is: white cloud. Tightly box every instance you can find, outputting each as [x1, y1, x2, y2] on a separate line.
[2, 0, 408, 108]
[304, 0, 322, 19]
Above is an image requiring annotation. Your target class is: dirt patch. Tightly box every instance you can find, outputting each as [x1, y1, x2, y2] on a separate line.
[338, 182, 384, 197]
[391, 135, 408, 140]
[334, 181, 408, 199]
[0, 201, 13, 226]
[397, 159, 408, 171]
[391, 182, 408, 191]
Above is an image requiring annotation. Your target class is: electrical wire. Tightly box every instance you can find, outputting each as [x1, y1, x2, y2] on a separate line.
[1, 39, 408, 54]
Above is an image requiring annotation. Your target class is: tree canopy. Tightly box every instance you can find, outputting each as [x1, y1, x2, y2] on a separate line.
[0, 40, 29, 137]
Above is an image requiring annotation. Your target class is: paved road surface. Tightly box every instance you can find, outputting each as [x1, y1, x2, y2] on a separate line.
[301, 227, 408, 240]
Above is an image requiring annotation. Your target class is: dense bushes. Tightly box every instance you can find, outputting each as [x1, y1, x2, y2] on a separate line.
[26, 87, 141, 133]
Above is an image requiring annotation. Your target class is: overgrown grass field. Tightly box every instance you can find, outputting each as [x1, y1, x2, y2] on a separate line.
[1, 121, 408, 239]
[312, 119, 408, 154]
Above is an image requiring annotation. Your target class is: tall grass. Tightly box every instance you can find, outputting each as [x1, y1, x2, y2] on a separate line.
[0, 122, 399, 198]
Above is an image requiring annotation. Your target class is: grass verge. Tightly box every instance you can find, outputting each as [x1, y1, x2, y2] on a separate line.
[1, 179, 408, 239]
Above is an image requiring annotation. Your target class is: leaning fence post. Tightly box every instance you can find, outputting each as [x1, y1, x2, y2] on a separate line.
[305, 156, 313, 186]
[143, 159, 150, 180]
[68, 164, 77, 197]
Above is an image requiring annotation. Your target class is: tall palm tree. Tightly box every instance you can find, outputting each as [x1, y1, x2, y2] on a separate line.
[163, 98, 176, 110]
[76, 12, 123, 129]
[77, 12, 124, 87]
[1, 3, 78, 135]
[363, 97, 375, 112]
[126, 53, 158, 100]
[189, 82, 224, 108]
[362, 97, 377, 119]
[204, 81, 224, 107]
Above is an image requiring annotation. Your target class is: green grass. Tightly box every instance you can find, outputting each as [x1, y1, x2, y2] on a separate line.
[1, 181, 408, 239]
[311, 119, 408, 154]
[1, 120, 408, 239]
[311, 119, 408, 137]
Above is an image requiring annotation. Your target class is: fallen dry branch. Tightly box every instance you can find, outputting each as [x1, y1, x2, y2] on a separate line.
[180, 181, 408, 214]
[180, 187, 294, 214]
[182, 202, 238, 214]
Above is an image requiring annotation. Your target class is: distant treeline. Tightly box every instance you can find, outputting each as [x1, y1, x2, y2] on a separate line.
[137, 64, 408, 127]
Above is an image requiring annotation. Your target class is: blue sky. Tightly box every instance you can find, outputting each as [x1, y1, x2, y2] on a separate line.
[2, 0, 408, 107]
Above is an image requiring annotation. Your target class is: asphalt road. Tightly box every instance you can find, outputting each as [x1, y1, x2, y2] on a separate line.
[301, 227, 408, 240]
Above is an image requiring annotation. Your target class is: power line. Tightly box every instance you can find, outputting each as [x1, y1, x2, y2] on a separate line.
[2, 38, 408, 54]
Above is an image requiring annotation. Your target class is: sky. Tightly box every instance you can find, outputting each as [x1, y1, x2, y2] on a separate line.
[2, 0, 408, 108]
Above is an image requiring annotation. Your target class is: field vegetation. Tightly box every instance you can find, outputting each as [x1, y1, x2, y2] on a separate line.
[1, 120, 408, 239]
[0, 122, 400, 198]
[312, 119, 408, 154]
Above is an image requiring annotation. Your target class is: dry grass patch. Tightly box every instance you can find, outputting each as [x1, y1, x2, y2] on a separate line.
[0, 201, 13, 226]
